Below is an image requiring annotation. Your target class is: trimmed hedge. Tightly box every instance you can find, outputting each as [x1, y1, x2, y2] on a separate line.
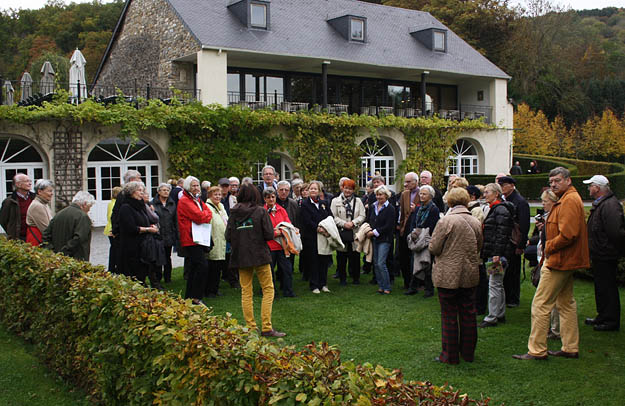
[0, 239, 490, 405]
[466, 154, 625, 200]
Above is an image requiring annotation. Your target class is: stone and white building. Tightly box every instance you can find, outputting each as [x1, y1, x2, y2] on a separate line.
[1, 0, 513, 226]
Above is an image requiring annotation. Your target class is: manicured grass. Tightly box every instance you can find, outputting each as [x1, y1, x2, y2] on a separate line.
[167, 259, 625, 406]
[0, 325, 90, 406]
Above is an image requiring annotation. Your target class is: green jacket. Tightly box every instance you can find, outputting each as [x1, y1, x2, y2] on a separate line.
[42, 203, 92, 261]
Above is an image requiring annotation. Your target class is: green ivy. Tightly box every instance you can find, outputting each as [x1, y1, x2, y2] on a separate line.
[0, 93, 493, 189]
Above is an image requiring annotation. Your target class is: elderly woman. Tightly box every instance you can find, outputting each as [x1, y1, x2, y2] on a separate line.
[366, 185, 396, 294]
[25, 179, 54, 246]
[479, 182, 515, 328]
[177, 176, 213, 306]
[118, 182, 159, 285]
[405, 184, 440, 296]
[151, 183, 177, 283]
[429, 187, 483, 364]
[331, 179, 366, 285]
[300, 180, 333, 293]
[205, 186, 228, 298]
[226, 183, 285, 337]
[536, 189, 561, 339]
[264, 187, 296, 297]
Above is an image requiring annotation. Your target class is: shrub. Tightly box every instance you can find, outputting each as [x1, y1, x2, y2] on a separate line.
[0, 239, 490, 405]
[466, 154, 625, 200]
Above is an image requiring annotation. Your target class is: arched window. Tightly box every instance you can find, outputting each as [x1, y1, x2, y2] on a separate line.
[87, 138, 160, 226]
[0, 137, 46, 199]
[448, 138, 478, 176]
[359, 138, 395, 190]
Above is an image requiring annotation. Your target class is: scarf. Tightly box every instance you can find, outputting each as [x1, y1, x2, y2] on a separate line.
[310, 196, 319, 204]
[342, 193, 355, 219]
[415, 201, 432, 228]
[489, 199, 502, 209]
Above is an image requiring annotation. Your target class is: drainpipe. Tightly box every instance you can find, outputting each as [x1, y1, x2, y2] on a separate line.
[421, 71, 428, 116]
[322, 61, 330, 110]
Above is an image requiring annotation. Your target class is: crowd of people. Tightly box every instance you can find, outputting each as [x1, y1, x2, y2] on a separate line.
[1, 164, 623, 358]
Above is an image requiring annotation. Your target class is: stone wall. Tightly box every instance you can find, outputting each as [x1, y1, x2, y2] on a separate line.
[95, 0, 200, 93]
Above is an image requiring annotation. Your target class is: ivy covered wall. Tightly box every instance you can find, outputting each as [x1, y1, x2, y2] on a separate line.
[0, 95, 493, 190]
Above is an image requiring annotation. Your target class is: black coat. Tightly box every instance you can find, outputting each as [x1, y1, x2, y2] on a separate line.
[119, 197, 151, 261]
[504, 189, 530, 249]
[409, 202, 440, 236]
[482, 201, 515, 259]
[587, 192, 625, 260]
[367, 201, 397, 244]
[299, 197, 332, 251]
[432, 186, 445, 213]
[226, 202, 274, 268]
[151, 197, 178, 247]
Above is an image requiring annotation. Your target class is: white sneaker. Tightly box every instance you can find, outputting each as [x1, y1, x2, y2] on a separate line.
[312, 288, 320, 294]
[321, 286, 331, 293]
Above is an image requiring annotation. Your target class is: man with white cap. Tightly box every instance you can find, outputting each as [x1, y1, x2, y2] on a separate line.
[584, 174, 625, 332]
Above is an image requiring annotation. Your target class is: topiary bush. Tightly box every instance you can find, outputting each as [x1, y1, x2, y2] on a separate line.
[0, 239, 491, 405]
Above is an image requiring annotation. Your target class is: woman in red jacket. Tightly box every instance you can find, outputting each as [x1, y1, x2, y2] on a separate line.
[177, 176, 212, 306]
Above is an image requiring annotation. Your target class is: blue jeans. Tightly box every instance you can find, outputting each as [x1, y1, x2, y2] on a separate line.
[373, 241, 392, 291]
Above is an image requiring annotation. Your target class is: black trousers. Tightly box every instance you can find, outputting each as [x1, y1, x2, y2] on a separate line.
[108, 236, 119, 273]
[503, 253, 522, 306]
[184, 245, 209, 300]
[300, 248, 311, 281]
[206, 259, 225, 295]
[271, 250, 295, 296]
[398, 232, 412, 288]
[336, 246, 360, 283]
[128, 258, 149, 285]
[309, 253, 330, 290]
[592, 257, 621, 327]
[476, 263, 488, 315]
[161, 244, 173, 282]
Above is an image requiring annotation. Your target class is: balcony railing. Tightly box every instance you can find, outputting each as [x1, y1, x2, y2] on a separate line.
[0, 78, 200, 107]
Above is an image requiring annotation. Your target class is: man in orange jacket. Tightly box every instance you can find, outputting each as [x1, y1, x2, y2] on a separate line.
[514, 167, 590, 360]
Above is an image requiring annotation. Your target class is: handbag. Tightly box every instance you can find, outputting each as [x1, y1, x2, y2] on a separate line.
[339, 198, 356, 244]
[531, 261, 542, 288]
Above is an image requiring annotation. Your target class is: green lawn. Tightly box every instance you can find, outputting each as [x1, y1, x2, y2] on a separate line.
[1, 257, 622, 405]
[0, 325, 90, 406]
[166, 259, 625, 406]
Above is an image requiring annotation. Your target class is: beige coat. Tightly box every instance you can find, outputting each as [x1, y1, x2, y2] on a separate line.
[26, 195, 53, 232]
[429, 206, 483, 289]
[330, 194, 366, 251]
[355, 222, 373, 262]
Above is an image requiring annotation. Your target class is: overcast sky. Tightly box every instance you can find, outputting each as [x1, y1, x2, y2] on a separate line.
[1, 0, 623, 12]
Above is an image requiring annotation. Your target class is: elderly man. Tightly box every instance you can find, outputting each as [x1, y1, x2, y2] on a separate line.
[514, 167, 589, 360]
[257, 165, 278, 195]
[42, 191, 95, 261]
[398, 172, 420, 290]
[420, 170, 444, 212]
[229, 177, 240, 197]
[0, 173, 36, 240]
[498, 176, 530, 308]
[584, 175, 625, 332]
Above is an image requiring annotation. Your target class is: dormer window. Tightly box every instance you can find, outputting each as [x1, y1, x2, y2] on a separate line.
[328, 14, 367, 43]
[410, 27, 448, 53]
[350, 18, 365, 41]
[228, 0, 270, 30]
[250, 2, 267, 28]
[433, 30, 446, 52]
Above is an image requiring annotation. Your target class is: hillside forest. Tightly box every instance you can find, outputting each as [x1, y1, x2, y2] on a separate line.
[1, 0, 625, 161]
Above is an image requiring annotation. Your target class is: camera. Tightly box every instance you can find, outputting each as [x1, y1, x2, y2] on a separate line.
[534, 213, 544, 223]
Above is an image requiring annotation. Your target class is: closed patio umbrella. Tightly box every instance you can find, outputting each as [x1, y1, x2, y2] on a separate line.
[69, 49, 87, 101]
[40, 61, 55, 94]
[20, 72, 33, 102]
[3, 81, 14, 106]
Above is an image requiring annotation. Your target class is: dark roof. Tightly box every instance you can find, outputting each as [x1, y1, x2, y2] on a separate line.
[166, 0, 510, 79]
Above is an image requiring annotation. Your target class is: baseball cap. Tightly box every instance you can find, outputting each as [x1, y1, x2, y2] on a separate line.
[218, 177, 230, 186]
[582, 175, 609, 186]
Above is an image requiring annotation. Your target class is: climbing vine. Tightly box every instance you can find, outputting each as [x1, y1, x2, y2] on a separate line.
[0, 93, 492, 190]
